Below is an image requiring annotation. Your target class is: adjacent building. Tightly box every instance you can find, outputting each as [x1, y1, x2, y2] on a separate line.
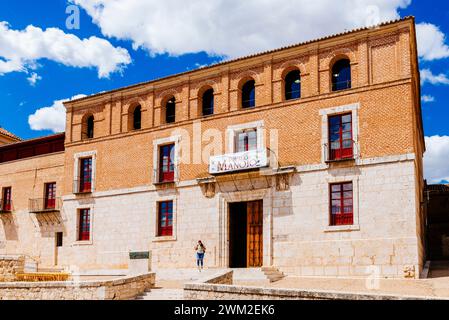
[0, 17, 426, 278]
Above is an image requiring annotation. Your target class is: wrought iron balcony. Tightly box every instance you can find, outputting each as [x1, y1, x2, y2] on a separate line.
[0, 199, 12, 213]
[332, 80, 352, 92]
[324, 140, 356, 163]
[73, 179, 94, 194]
[29, 198, 62, 214]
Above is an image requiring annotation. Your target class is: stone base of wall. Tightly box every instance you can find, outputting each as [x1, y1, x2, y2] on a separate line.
[0, 256, 25, 282]
[184, 283, 439, 301]
[0, 273, 155, 300]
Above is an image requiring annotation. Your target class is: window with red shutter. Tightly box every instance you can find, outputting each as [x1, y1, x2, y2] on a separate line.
[159, 144, 175, 183]
[45, 183, 56, 209]
[330, 182, 353, 226]
[329, 114, 353, 161]
[78, 209, 91, 241]
[158, 201, 173, 237]
[79, 158, 93, 192]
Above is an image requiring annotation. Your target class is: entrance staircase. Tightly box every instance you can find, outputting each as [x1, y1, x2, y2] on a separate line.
[232, 267, 285, 285]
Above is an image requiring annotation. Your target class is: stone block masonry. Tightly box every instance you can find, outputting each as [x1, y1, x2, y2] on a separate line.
[0, 255, 25, 282]
[0, 273, 155, 300]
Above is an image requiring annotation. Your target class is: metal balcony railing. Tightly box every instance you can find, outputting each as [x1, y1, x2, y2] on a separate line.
[324, 140, 356, 163]
[332, 80, 352, 92]
[29, 198, 62, 214]
[73, 179, 94, 194]
[0, 199, 12, 213]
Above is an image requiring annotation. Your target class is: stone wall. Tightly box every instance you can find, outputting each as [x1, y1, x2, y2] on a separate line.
[0, 272, 155, 300]
[0, 255, 24, 282]
[184, 283, 438, 301]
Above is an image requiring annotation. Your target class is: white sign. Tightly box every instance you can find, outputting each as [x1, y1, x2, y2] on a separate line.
[209, 149, 269, 174]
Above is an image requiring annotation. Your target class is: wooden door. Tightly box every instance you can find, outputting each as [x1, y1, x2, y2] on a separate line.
[247, 200, 263, 267]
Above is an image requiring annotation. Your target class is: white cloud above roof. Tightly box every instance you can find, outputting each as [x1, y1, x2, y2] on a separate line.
[28, 94, 87, 133]
[72, 0, 412, 58]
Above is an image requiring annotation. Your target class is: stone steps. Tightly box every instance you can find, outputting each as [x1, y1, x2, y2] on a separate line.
[137, 289, 185, 300]
[232, 267, 285, 284]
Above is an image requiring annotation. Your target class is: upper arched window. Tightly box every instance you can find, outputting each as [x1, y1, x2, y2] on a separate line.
[241, 80, 256, 109]
[86, 115, 94, 139]
[285, 70, 301, 100]
[132, 105, 142, 130]
[202, 88, 214, 116]
[165, 97, 176, 124]
[331, 59, 351, 91]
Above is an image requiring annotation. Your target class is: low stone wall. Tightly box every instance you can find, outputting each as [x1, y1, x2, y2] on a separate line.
[0, 256, 25, 282]
[0, 273, 155, 300]
[184, 282, 440, 300]
[202, 271, 233, 285]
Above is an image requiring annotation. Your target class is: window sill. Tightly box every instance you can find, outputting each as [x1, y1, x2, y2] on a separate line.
[153, 181, 177, 187]
[153, 236, 176, 243]
[73, 240, 93, 246]
[325, 158, 355, 164]
[324, 225, 360, 233]
[73, 191, 93, 195]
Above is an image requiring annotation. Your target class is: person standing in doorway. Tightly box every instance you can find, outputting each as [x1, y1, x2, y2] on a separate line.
[195, 240, 206, 272]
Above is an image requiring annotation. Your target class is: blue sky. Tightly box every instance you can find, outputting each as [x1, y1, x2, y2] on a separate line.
[0, 0, 448, 182]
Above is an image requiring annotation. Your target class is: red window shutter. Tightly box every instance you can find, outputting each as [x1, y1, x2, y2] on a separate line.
[330, 182, 353, 226]
[329, 114, 353, 161]
[158, 201, 173, 236]
[45, 183, 56, 209]
[79, 209, 91, 241]
[80, 158, 93, 192]
[2, 187, 12, 211]
[159, 145, 175, 183]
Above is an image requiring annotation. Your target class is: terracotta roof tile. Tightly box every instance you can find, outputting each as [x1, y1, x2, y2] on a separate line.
[0, 127, 21, 141]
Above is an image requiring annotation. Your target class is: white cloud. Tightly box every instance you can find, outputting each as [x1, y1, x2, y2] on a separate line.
[72, 0, 410, 58]
[0, 21, 131, 78]
[421, 95, 435, 103]
[28, 94, 86, 133]
[424, 136, 449, 184]
[416, 23, 449, 61]
[27, 72, 42, 86]
[420, 68, 449, 86]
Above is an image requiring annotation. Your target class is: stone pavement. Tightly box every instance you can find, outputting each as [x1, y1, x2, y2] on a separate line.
[239, 275, 449, 298]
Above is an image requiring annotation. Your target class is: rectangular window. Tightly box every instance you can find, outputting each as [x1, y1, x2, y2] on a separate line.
[2, 187, 12, 212]
[78, 209, 91, 241]
[158, 201, 173, 237]
[330, 182, 353, 226]
[79, 158, 93, 193]
[45, 183, 56, 209]
[235, 129, 258, 153]
[329, 114, 353, 161]
[159, 144, 175, 183]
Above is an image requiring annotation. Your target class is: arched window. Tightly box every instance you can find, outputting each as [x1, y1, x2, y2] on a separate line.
[331, 59, 351, 91]
[86, 116, 94, 139]
[133, 105, 142, 130]
[285, 70, 301, 100]
[202, 88, 214, 116]
[165, 97, 176, 124]
[241, 80, 256, 108]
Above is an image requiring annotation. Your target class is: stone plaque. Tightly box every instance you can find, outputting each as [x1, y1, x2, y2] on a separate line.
[129, 251, 150, 260]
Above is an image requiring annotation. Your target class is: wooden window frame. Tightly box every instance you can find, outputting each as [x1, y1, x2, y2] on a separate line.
[330, 182, 354, 226]
[78, 208, 91, 242]
[44, 182, 56, 210]
[157, 201, 174, 237]
[159, 144, 175, 183]
[328, 113, 354, 161]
